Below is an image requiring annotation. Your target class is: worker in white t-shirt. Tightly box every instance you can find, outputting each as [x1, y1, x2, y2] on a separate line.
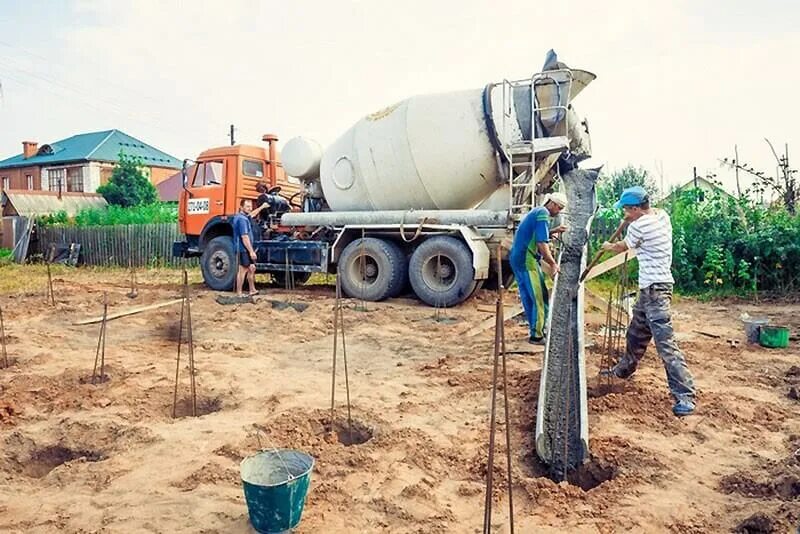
[599, 186, 696, 416]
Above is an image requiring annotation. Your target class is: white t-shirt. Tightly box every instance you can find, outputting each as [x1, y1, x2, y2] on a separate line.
[624, 209, 675, 288]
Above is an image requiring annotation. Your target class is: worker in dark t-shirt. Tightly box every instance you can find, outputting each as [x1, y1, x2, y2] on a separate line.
[233, 199, 258, 297]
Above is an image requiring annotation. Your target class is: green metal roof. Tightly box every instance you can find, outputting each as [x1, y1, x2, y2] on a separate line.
[0, 129, 182, 170]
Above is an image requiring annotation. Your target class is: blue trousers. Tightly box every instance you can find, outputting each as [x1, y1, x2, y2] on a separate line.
[510, 252, 549, 339]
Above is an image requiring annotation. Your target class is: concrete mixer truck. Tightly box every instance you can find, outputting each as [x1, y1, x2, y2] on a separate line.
[173, 51, 595, 307]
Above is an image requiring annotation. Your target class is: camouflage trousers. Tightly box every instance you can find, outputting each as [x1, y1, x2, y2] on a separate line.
[614, 283, 696, 402]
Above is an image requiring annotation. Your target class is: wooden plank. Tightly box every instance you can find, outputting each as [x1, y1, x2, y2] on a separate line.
[583, 249, 637, 282]
[465, 304, 524, 337]
[74, 298, 184, 325]
[584, 289, 630, 321]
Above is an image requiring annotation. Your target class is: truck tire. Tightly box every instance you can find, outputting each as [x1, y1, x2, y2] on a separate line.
[338, 237, 407, 301]
[201, 236, 237, 291]
[269, 271, 312, 288]
[409, 236, 476, 307]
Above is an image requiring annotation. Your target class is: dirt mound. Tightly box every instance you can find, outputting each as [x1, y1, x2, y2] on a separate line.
[719, 452, 800, 501]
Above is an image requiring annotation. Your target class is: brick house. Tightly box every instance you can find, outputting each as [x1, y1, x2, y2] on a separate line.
[0, 129, 182, 194]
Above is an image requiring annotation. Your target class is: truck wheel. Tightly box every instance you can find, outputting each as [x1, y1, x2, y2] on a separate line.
[409, 236, 476, 307]
[269, 271, 312, 288]
[338, 238, 407, 301]
[201, 236, 237, 291]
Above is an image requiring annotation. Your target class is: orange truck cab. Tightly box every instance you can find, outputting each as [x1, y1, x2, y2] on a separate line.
[173, 135, 329, 290]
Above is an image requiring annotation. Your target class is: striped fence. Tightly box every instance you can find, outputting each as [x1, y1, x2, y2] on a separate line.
[37, 223, 197, 268]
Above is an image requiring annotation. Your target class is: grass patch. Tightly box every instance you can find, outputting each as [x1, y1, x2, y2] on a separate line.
[0, 264, 203, 295]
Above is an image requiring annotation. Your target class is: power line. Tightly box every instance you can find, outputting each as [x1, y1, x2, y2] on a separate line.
[0, 59, 187, 138]
[0, 39, 161, 106]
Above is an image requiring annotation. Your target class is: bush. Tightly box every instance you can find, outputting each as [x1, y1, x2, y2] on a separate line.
[38, 203, 177, 227]
[0, 248, 12, 264]
[588, 187, 800, 295]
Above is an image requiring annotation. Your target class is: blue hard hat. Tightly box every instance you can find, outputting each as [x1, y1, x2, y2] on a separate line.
[614, 186, 648, 209]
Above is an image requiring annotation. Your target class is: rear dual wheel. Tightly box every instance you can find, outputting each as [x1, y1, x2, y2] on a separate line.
[337, 235, 478, 307]
[408, 236, 476, 307]
[337, 238, 407, 301]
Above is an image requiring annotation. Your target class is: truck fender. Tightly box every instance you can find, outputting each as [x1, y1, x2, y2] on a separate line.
[455, 226, 490, 280]
[199, 216, 233, 248]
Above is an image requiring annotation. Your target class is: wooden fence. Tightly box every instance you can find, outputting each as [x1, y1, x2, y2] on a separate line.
[37, 223, 197, 268]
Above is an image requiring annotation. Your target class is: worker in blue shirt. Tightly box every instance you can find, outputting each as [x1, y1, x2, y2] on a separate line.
[510, 192, 568, 343]
[232, 199, 259, 297]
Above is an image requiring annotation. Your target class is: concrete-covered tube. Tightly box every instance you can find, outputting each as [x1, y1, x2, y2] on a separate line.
[281, 209, 509, 228]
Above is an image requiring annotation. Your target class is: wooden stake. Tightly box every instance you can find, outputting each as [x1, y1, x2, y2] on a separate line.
[47, 243, 56, 306]
[172, 270, 198, 417]
[91, 292, 108, 384]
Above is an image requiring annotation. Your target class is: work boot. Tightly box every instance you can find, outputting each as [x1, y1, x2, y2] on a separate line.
[672, 398, 696, 417]
[599, 363, 635, 380]
[529, 336, 545, 345]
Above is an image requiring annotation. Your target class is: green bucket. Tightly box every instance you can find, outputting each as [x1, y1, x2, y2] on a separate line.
[240, 449, 314, 533]
[759, 326, 790, 349]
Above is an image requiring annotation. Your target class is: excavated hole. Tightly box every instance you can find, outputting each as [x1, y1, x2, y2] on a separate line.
[24, 445, 106, 478]
[567, 457, 618, 491]
[734, 513, 775, 534]
[328, 417, 374, 446]
[173, 396, 223, 418]
[79, 374, 111, 385]
[526, 452, 617, 491]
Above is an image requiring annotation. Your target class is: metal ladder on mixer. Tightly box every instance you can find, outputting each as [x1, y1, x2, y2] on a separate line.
[500, 69, 574, 222]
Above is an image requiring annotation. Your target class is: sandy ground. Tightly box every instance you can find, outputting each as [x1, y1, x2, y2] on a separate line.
[0, 267, 798, 533]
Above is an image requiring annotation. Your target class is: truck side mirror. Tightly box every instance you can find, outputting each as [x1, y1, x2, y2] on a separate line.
[182, 159, 189, 187]
[181, 159, 195, 198]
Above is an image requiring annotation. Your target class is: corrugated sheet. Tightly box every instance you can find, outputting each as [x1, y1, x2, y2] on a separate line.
[0, 129, 181, 169]
[2, 191, 108, 217]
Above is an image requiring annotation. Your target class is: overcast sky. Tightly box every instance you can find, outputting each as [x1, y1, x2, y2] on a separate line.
[0, 0, 797, 197]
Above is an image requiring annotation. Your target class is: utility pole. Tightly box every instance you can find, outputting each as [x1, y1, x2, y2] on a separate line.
[228, 124, 236, 146]
[693, 166, 698, 189]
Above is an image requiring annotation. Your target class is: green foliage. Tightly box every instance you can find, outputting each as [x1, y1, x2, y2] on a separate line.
[38, 211, 70, 226]
[38, 203, 177, 227]
[96, 152, 158, 207]
[596, 165, 659, 208]
[588, 183, 800, 296]
[0, 247, 12, 265]
[664, 188, 800, 294]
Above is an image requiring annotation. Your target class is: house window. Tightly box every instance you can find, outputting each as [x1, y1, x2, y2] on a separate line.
[26, 174, 34, 190]
[48, 169, 64, 191]
[192, 161, 224, 187]
[1, 177, 8, 190]
[243, 159, 264, 178]
[67, 167, 84, 192]
[48, 168, 66, 192]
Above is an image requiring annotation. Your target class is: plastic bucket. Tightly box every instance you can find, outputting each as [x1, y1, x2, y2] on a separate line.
[759, 326, 790, 349]
[742, 317, 769, 344]
[240, 449, 314, 533]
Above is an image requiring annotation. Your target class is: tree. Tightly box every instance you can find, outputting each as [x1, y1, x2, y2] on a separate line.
[596, 165, 659, 208]
[96, 152, 158, 207]
[721, 139, 798, 214]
